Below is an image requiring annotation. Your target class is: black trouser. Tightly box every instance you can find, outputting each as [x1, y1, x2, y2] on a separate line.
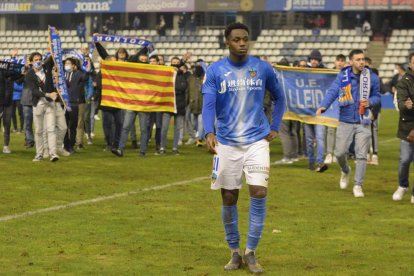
[12, 100, 24, 131]
[102, 108, 124, 149]
[64, 105, 79, 151]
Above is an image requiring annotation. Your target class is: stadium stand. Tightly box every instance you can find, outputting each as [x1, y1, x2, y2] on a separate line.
[0, 27, 412, 84]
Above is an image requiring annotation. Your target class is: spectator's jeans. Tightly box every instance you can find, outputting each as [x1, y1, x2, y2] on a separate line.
[147, 112, 162, 146]
[90, 99, 99, 134]
[186, 106, 196, 140]
[23, 105, 34, 145]
[398, 140, 414, 190]
[161, 113, 184, 150]
[279, 120, 299, 159]
[102, 109, 124, 148]
[1, 105, 13, 146]
[326, 126, 336, 154]
[119, 111, 150, 153]
[370, 116, 379, 154]
[12, 100, 24, 131]
[335, 122, 371, 186]
[119, 110, 137, 150]
[192, 113, 204, 141]
[304, 123, 326, 165]
[76, 103, 86, 146]
[33, 99, 57, 156]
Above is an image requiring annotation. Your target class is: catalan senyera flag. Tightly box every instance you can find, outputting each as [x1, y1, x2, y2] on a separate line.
[101, 60, 176, 113]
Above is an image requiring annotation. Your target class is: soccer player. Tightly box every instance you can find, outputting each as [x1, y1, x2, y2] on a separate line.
[316, 49, 381, 198]
[202, 22, 285, 273]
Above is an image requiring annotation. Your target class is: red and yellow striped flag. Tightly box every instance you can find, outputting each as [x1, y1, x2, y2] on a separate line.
[101, 60, 176, 112]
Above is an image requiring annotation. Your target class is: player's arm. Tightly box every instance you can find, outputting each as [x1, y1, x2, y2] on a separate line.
[316, 73, 342, 115]
[265, 66, 285, 140]
[202, 66, 218, 154]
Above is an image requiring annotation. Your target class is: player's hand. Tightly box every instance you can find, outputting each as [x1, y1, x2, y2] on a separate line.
[316, 107, 326, 116]
[407, 130, 414, 143]
[405, 98, 413, 109]
[11, 48, 18, 57]
[206, 133, 217, 154]
[266, 130, 279, 142]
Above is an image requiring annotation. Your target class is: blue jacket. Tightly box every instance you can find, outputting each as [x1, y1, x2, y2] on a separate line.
[12, 81, 23, 101]
[321, 66, 381, 123]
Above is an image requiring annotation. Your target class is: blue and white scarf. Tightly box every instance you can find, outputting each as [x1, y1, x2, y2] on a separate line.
[48, 26, 71, 110]
[359, 67, 372, 125]
[93, 34, 155, 56]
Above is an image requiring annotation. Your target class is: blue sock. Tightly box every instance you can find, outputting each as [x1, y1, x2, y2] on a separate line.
[222, 205, 240, 249]
[247, 197, 267, 250]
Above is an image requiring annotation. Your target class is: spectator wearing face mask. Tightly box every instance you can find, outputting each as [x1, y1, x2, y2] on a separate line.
[24, 53, 59, 161]
[63, 58, 86, 154]
[157, 56, 188, 155]
[186, 59, 206, 147]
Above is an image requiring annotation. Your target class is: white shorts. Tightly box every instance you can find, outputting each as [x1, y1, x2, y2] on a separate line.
[211, 139, 270, 190]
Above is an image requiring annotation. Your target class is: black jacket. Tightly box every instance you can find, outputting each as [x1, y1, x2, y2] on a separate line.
[66, 69, 86, 105]
[396, 70, 414, 140]
[23, 56, 55, 107]
[175, 71, 188, 116]
[0, 71, 23, 106]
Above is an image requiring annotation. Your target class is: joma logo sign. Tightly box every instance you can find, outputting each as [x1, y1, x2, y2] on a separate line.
[74, 1, 111, 13]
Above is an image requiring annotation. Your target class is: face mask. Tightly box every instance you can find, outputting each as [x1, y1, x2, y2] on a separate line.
[33, 61, 43, 70]
[171, 64, 180, 68]
[65, 65, 73, 72]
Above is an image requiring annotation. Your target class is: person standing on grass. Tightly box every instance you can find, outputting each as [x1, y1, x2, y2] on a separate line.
[202, 22, 284, 273]
[316, 49, 381, 198]
[392, 52, 414, 204]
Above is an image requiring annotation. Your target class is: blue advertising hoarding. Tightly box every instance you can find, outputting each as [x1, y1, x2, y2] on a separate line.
[266, 0, 343, 11]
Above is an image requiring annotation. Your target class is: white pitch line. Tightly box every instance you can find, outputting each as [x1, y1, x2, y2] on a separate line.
[380, 137, 398, 144]
[0, 176, 209, 223]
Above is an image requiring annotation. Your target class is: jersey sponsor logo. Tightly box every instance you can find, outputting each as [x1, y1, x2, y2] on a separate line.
[224, 71, 232, 77]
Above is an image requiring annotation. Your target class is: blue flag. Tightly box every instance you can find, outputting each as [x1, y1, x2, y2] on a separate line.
[274, 66, 339, 127]
[48, 26, 70, 109]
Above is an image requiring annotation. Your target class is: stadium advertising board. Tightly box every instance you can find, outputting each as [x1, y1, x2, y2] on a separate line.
[343, 0, 414, 10]
[61, 0, 126, 13]
[0, 2, 61, 13]
[196, 0, 266, 11]
[126, 0, 194, 12]
[266, 0, 343, 11]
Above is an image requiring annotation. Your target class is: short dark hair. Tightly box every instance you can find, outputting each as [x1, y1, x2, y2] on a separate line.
[336, 54, 346, 61]
[29, 52, 42, 62]
[349, 49, 364, 60]
[365, 57, 372, 66]
[224, 22, 249, 39]
[149, 55, 159, 62]
[409, 52, 414, 63]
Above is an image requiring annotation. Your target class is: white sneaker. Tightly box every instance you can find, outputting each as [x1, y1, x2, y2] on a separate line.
[353, 185, 365, 198]
[50, 154, 59, 162]
[32, 154, 43, 162]
[57, 149, 71, 157]
[94, 115, 100, 121]
[392, 186, 408, 201]
[340, 166, 351, 189]
[332, 156, 337, 163]
[90, 132, 95, 138]
[177, 140, 183, 146]
[411, 196, 414, 204]
[3, 146, 11, 154]
[185, 138, 196, 145]
[274, 158, 293, 165]
[368, 154, 379, 165]
[324, 153, 333, 164]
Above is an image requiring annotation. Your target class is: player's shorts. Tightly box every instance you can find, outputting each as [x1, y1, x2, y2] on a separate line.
[210, 139, 270, 190]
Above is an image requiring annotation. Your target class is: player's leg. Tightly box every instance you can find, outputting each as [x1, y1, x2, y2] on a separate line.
[243, 139, 270, 273]
[212, 143, 244, 270]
